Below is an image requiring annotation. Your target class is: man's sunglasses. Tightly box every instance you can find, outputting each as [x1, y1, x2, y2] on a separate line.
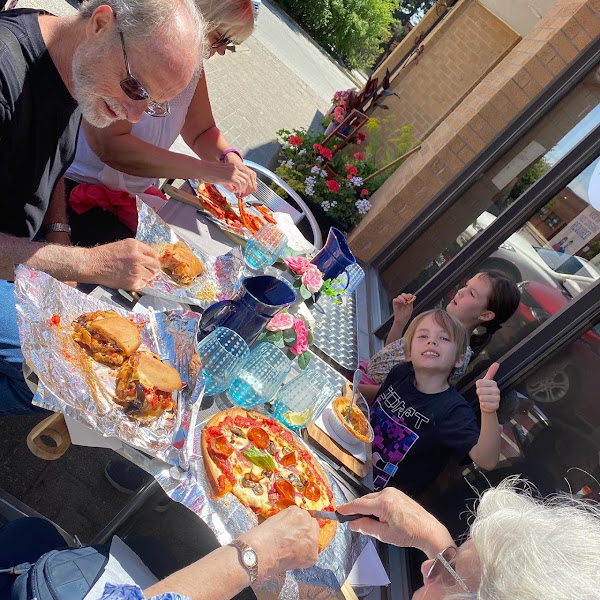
[118, 30, 170, 117]
[425, 546, 473, 593]
[211, 32, 234, 49]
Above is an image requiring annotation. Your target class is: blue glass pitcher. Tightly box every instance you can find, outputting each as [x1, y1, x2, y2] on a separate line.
[197, 275, 297, 345]
[310, 227, 356, 282]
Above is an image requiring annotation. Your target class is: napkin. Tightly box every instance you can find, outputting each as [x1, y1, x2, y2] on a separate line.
[347, 540, 391, 587]
[65, 415, 122, 450]
[314, 404, 367, 462]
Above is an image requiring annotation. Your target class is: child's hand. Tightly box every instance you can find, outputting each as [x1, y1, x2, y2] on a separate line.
[476, 362, 500, 414]
[392, 293, 416, 322]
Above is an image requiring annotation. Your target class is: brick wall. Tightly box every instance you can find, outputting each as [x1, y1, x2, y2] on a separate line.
[371, 0, 520, 150]
[349, 0, 600, 275]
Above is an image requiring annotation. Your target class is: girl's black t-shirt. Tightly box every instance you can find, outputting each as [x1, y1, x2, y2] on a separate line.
[371, 362, 480, 496]
[0, 9, 81, 239]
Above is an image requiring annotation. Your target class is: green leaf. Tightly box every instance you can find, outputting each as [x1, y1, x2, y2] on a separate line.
[243, 448, 276, 471]
[298, 351, 311, 370]
[300, 285, 312, 300]
[292, 278, 302, 288]
[307, 329, 314, 346]
[283, 329, 297, 345]
[286, 349, 296, 360]
[269, 330, 285, 348]
[256, 331, 268, 342]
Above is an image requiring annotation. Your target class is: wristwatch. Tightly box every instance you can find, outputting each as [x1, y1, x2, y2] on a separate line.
[229, 539, 258, 584]
[43, 223, 71, 235]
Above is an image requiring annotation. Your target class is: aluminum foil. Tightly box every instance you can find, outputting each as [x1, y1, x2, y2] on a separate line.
[152, 408, 367, 600]
[136, 199, 244, 307]
[14, 265, 205, 467]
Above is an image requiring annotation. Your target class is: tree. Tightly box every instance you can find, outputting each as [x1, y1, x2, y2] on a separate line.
[395, 0, 436, 26]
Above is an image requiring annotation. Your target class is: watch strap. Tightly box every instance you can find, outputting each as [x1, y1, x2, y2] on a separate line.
[43, 223, 71, 235]
[219, 148, 243, 163]
[229, 539, 258, 584]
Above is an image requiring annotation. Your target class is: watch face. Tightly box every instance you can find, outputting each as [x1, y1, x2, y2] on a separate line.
[242, 548, 257, 568]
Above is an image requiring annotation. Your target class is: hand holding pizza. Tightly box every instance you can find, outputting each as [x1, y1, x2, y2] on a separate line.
[476, 362, 501, 414]
[240, 506, 320, 582]
[337, 488, 454, 560]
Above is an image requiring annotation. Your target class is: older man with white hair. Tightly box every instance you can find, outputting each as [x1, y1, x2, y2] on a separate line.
[0, 0, 206, 414]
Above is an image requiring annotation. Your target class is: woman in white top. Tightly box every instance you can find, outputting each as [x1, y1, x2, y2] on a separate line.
[64, 0, 257, 246]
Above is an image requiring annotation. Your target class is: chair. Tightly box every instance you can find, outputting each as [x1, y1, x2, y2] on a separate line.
[243, 160, 322, 250]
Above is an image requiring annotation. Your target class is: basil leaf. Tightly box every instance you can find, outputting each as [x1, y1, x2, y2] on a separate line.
[243, 448, 276, 471]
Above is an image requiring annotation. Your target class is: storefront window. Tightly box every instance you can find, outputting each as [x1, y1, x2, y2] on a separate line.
[377, 72, 600, 322]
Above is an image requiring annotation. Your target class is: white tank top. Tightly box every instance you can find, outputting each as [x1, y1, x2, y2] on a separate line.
[66, 70, 202, 194]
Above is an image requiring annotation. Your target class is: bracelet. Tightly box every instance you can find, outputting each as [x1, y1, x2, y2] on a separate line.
[43, 223, 71, 235]
[219, 148, 243, 163]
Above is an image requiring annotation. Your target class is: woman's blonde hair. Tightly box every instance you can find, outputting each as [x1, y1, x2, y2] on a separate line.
[403, 309, 468, 367]
[195, 0, 255, 43]
[449, 477, 600, 599]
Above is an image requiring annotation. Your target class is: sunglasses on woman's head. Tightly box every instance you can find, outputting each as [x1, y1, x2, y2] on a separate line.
[118, 30, 170, 117]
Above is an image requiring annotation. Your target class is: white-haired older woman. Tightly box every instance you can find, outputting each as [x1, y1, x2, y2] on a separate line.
[339, 478, 600, 599]
[61, 0, 258, 247]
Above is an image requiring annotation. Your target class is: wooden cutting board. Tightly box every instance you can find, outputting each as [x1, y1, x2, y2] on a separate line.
[307, 382, 372, 478]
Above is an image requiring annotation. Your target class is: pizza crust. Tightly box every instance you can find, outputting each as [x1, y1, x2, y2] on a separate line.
[201, 408, 337, 551]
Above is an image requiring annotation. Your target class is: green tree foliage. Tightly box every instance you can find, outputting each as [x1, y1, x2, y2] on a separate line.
[394, 0, 435, 25]
[274, 0, 400, 69]
[509, 157, 551, 200]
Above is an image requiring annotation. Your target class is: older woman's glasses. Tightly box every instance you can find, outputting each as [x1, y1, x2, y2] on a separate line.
[425, 546, 473, 593]
[118, 31, 170, 117]
[211, 32, 233, 49]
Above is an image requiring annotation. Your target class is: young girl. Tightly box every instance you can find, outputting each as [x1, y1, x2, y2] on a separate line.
[360, 270, 520, 392]
[368, 309, 501, 495]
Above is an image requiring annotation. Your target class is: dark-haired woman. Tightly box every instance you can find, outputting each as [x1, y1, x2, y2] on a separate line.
[360, 270, 520, 391]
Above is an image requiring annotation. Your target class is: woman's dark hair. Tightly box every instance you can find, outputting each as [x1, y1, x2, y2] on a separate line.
[470, 270, 520, 356]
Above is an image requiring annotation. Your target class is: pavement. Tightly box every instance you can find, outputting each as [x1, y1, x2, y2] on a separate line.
[0, 0, 354, 550]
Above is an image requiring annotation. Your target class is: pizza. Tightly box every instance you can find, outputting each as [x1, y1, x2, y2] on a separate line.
[202, 408, 337, 551]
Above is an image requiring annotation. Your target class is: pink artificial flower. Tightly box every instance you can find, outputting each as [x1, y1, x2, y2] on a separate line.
[346, 164, 358, 177]
[290, 319, 309, 356]
[289, 135, 303, 147]
[266, 312, 295, 332]
[361, 188, 369, 197]
[284, 255, 312, 275]
[320, 147, 333, 160]
[326, 180, 340, 193]
[301, 267, 323, 294]
[353, 152, 365, 160]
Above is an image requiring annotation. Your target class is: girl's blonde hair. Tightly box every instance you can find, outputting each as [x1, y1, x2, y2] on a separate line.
[195, 0, 255, 43]
[403, 309, 468, 366]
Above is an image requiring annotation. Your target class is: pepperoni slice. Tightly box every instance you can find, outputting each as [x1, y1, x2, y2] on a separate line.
[303, 481, 321, 502]
[210, 435, 234, 459]
[275, 478, 296, 501]
[280, 451, 297, 467]
[247, 427, 269, 449]
[274, 498, 296, 511]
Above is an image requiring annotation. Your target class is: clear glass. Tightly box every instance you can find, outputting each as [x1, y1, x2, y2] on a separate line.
[195, 327, 249, 395]
[228, 342, 291, 408]
[272, 369, 336, 430]
[244, 224, 288, 271]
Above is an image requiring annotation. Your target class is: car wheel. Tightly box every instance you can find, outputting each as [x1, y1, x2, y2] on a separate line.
[480, 258, 521, 283]
[523, 360, 578, 404]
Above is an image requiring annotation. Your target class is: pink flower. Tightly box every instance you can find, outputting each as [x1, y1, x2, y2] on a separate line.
[284, 255, 312, 275]
[353, 152, 364, 160]
[326, 180, 340, 193]
[266, 312, 295, 332]
[289, 135, 303, 147]
[301, 267, 323, 294]
[290, 319, 309, 356]
[361, 188, 369, 197]
[320, 147, 333, 160]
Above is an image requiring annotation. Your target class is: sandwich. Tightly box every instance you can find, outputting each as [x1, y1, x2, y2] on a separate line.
[159, 241, 204, 286]
[115, 351, 182, 423]
[72, 311, 141, 367]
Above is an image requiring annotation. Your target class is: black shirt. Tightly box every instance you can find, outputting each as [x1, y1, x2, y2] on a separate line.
[370, 362, 480, 496]
[0, 9, 81, 239]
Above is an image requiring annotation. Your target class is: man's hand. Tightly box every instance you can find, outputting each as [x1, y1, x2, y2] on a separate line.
[199, 159, 257, 197]
[476, 362, 500, 414]
[392, 293, 416, 323]
[240, 506, 319, 582]
[337, 488, 453, 559]
[86, 239, 160, 290]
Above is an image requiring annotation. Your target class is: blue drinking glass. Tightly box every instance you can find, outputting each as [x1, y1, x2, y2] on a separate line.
[244, 224, 288, 271]
[194, 327, 249, 395]
[228, 342, 291, 408]
[273, 369, 336, 430]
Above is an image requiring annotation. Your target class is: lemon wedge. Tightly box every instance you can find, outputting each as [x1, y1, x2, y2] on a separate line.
[283, 408, 311, 426]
